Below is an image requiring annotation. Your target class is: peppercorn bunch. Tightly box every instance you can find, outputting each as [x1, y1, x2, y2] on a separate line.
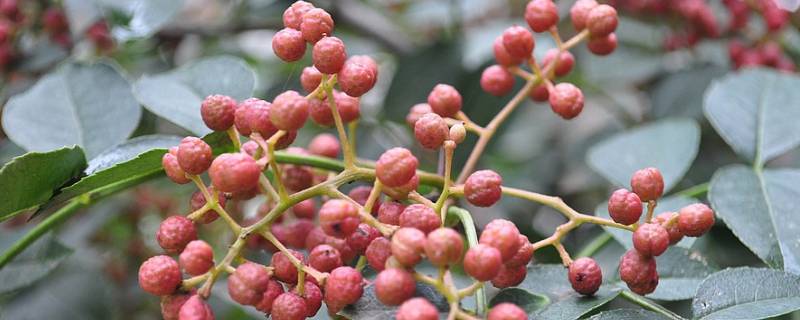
[137, 1, 715, 319]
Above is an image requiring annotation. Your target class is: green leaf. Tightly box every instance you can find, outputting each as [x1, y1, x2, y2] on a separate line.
[650, 65, 726, 119]
[587, 309, 669, 319]
[595, 195, 699, 249]
[0, 146, 86, 221]
[2, 61, 141, 158]
[340, 283, 449, 319]
[704, 68, 800, 164]
[708, 165, 800, 274]
[491, 265, 620, 319]
[95, 0, 185, 40]
[587, 118, 700, 193]
[693, 267, 800, 319]
[611, 247, 717, 301]
[134, 56, 256, 136]
[489, 288, 549, 314]
[0, 235, 72, 294]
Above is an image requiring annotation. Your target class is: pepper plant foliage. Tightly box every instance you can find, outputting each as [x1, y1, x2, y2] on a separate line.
[0, 0, 800, 319]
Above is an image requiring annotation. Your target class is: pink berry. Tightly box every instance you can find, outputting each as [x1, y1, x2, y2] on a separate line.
[630, 167, 664, 201]
[487, 303, 526, 320]
[406, 103, 433, 127]
[346, 223, 381, 254]
[255, 279, 285, 314]
[481, 65, 515, 96]
[293, 281, 323, 317]
[463, 244, 503, 281]
[273, 28, 307, 62]
[376, 148, 418, 187]
[619, 249, 657, 288]
[209, 153, 261, 193]
[502, 25, 535, 59]
[234, 98, 258, 136]
[653, 212, 683, 245]
[480, 219, 522, 262]
[542, 49, 575, 77]
[529, 84, 550, 102]
[163, 149, 190, 184]
[378, 201, 405, 225]
[491, 264, 527, 288]
[312, 36, 347, 74]
[587, 33, 617, 56]
[272, 292, 307, 320]
[570, 0, 599, 31]
[324, 266, 364, 312]
[283, 1, 315, 30]
[525, 0, 559, 32]
[384, 175, 419, 201]
[464, 170, 503, 207]
[157, 216, 197, 254]
[139, 255, 181, 296]
[179, 240, 214, 276]
[348, 185, 381, 215]
[366, 237, 392, 271]
[228, 262, 271, 306]
[308, 133, 340, 158]
[568, 257, 603, 295]
[178, 295, 215, 320]
[505, 235, 534, 268]
[338, 55, 379, 97]
[270, 91, 310, 131]
[300, 8, 334, 43]
[284, 219, 316, 249]
[424, 228, 464, 267]
[391, 227, 426, 267]
[189, 187, 224, 224]
[177, 137, 213, 175]
[677, 203, 715, 237]
[201, 95, 237, 131]
[633, 223, 670, 257]
[586, 4, 618, 37]
[396, 298, 438, 320]
[291, 198, 316, 219]
[300, 66, 323, 93]
[244, 99, 279, 139]
[308, 244, 343, 272]
[375, 268, 416, 305]
[493, 36, 523, 66]
[271, 250, 306, 284]
[607, 188, 643, 225]
[319, 199, 360, 238]
[549, 83, 584, 119]
[427, 84, 462, 118]
[309, 91, 361, 126]
[414, 113, 449, 149]
[161, 293, 192, 320]
[399, 204, 441, 235]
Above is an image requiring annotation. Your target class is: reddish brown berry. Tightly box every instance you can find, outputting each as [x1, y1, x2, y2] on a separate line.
[628, 270, 659, 295]
[293, 281, 323, 317]
[272, 249, 306, 284]
[630, 167, 664, 201]
[653, 212, 683, 245]
[189, 188, 224, 224]
[308, 92, 361, 126]
[229, 263, 271, 305]
[587, 33, 617, 56]
[607, 188, 643, 225]
[399, 204, 441, 234]
[308, 244, 342, 272]
[270, 91, 309, 131]
[487, 303, 526, 320]
[525, 0, 559, 32]
[542, 49, 575, 77]
[375, 268, 416, 306]
[347, 223, 381, 254]
[502, 26, 535, 59]
[139, 255, 181, 296]
[505, 235, 534, 268]
[338, 55, 379, 97]
[291, 198, 316, 219]
[282, 165, 313, 191]
[312, 36, 346, 74]
[179, 240, 214, 276]
[384, 175, 419, 201]
[677, 203, 715, 237]
[272, 292, 307, 320]
[163, 150, 190, 184]
[570, 0, 598, 31]
[493, 36, 523, 66]
[376, 148, 418, 187]
[586, 4, 618, 37]
[178, 295, 214, 320]
[463, 244, 503, 281]
[234, 98, 258, 136]
[283, 1, 315, 30]
[619, 249, 657, 288]
[424, 228, 464, 266]
[284, 219, 315, 249]
[414, 113, 449, 149]
[272, 28, 307, 62]
[529, 84, 550, 102]
[633, 223, 670, 257]
[480, 219, 522, 262]
[201, 95, 237, 131]
[481, 65, 515, 96]
[308, 133, 340, 158]
[549, 83, 584, 119]
[161, 293, 192, 320]
[491, 264, 527, 288]
[391, 227, 426, 266]
[245, 98, 280, 139]
[324, 266, 364, 312]
[427, 84, 462, 118]
[255, 279, 285, 314]
[406, 103, 433, 127]
[157, 216, 197, 254]
[568, 257, 602, 295]
[300, 66, 323, 93]
[396, 298, 438, 320]
[319, 199, 360, 238]
[177, 137, 213, 175]
[300, 8, 334, 43]
[209, 153, 261, 193]
[378, 201, 405, 225]
[348, 185, 381, 215]
[366, 237, 392, 271]
[465, 170, 503, 207]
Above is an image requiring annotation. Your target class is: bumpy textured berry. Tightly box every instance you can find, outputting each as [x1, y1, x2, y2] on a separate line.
[161, 292, 192, 320]
[465, 170, 503, 207]
[244, 99, 279, 139]
[272, 292, 307, 320]
[487, 303, 527, 320]
[308, 133, 340, 158]
[291, 198, 316, 219]
[384, 174, 419, 201]
[570, 0, 598, 31]
[493, 36, 523, 66]
[321, 230, 357, 263]
[502, 26, 534, 59]
[300, 8, 334, 43]
[348, 185, 381, 215]
[677, 203, 715, 237]
[309, 92, 361, 126]
[607, 188, 643, 225]
[633, 223, 670, 257]
[139, 255, 181, 296]
[391, 227, 426, 266]
[319, 199, 360, 238]
[549, 83, 584, 119]
[234, 98, 258, 136]
[270, 91, 309, 131]
[338, 55, 378, 97]
[201, 95, 237, 131]
[163, 150, 190, 184]
[300, 66, 323, 93]
[324, 266, 364, 312]
[157, 216, 197, 254]
[179, 240, 214, 276]
[628, 271, 658, 295]
[228, 262, 270, 306]
[396, 298, 438, 320]
[505, 235, 534, 268]
[630, 167, 664, 201]
[525, 0, 559, 32]
[285, 219, 315, 249]
[587, 33, 617, 56]
[568, 257, 602, 295]
[653, 212, 683, 245]
[255, 279, 285, 314]
[177, 137, 213, 175]
[312, 36, 346, 74]
[414, 113, 449, 149]
[406, 103, 433, 127]
[271, 250, 306, 284]
[491, 264, 527, 288]
[375, 268, 416, 306]
[209, 153, 261, 193]
[283, 1, 314, 30]
[480, 219, 522, 261]
[282, 165, 313, 191]
[366, 237, 392, 271]
[449, 123, 466, 144]
[586, 4, 618, 37]
[423, 228, 464, 266]
[376, 147, 418, 187]
[308, 244, 343, 272]
[189, 188, 224, 224]
[346, 223, 381, 254]
[272, 28, 306, 62]
[399, 204, 441, 234]
[542, 49, 575, 77]
[619, 249, 657, 288]
[293, 281, 323, 317]
[530, 84, 550, 102]
[481, 65, 515, 96]
[178, 295, 214, 320]
[427, 84, 462, 118]
[463, 244, 503, 281]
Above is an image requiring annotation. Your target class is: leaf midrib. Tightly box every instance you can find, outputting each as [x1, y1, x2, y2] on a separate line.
[700, 296, 800, 319]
